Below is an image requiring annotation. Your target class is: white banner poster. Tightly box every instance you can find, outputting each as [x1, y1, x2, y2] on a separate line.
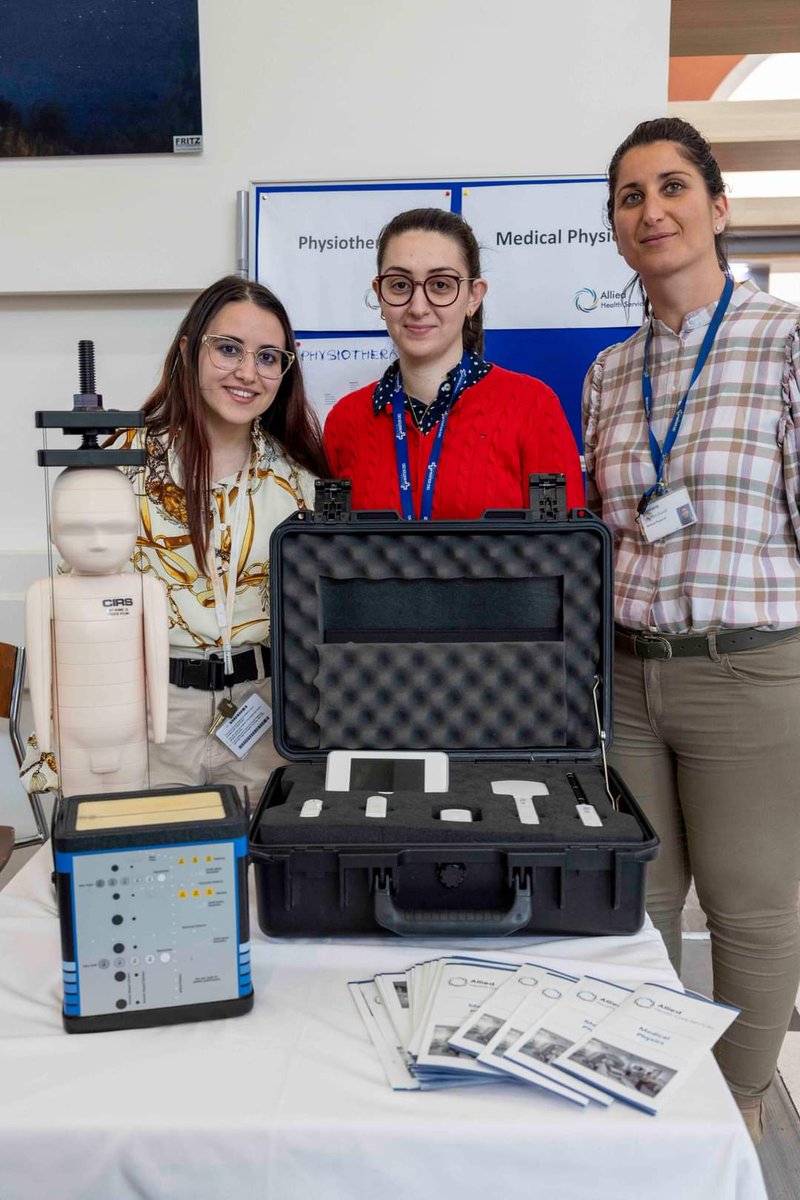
[249, 176, 642, 441]
[462, 181, 643, 329]
[255, 186, 452, 331]
[297, 335, 396, 426]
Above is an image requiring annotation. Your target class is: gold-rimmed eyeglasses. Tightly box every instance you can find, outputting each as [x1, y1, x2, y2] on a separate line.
[374, 273, 474, 308]
[201, 334, 295, 380]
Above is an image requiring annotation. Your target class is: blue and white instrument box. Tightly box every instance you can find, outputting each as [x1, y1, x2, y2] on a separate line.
[54, 785, 253, 1033]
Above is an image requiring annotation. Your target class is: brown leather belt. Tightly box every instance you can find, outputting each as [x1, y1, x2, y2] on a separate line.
[615, 625, 800, 661]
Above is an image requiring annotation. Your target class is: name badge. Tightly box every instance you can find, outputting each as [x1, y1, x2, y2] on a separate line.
[637, 486, 697, 543]
[214, 692, 273, 759]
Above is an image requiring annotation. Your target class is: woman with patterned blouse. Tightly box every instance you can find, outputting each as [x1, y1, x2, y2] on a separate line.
[583, 117, 800, 1142]
[121, 276, 328, 795]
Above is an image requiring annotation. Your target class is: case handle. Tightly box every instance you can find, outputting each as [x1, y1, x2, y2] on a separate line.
[373, 873, 532, 937]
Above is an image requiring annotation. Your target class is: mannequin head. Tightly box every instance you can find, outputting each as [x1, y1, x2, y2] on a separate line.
[50, 468, 138, 574]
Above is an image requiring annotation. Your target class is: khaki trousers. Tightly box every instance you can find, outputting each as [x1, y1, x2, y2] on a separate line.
[146, 646, 285, 806]
[610, 633, 800, 1100]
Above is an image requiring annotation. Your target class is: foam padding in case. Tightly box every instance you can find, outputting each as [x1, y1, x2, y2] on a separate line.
[274, 526, 606, 756]
[314, 641, 567, 748]
[257, 763, 643, 846]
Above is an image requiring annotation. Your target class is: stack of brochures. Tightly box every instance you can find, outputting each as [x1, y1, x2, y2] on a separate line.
[349, 955, 739, 1113]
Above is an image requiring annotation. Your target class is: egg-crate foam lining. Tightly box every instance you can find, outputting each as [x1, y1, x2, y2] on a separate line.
[275, 527, 604, 754]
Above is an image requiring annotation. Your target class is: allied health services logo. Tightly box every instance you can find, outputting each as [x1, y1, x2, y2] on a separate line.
[574, 287, 599, 313]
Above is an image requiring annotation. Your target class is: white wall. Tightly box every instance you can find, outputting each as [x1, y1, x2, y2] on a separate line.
[0, 0, 670, 295]
[0, 0, 669, 819]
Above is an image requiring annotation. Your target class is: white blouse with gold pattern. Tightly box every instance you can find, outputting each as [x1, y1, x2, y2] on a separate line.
[116, 425, 316, 650]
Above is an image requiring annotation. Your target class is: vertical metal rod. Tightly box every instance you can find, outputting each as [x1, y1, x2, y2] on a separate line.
[235, 190, 249, 279]
[592, 675, 616, 809]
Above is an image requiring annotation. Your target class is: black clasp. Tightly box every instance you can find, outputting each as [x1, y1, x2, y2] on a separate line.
[528, 473, 567, 521]
[314, 478, 352, 522]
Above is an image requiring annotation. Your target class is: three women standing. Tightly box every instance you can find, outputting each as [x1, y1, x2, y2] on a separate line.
[583, 117, 800, 1139]
[124, 142, 799, 1139]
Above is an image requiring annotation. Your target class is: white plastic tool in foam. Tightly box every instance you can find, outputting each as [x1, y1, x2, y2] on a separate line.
[300, 798, 323, 818]
[491, 779, 549, 825]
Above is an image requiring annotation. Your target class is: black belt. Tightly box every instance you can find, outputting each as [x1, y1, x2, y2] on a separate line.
[169, 644, 271, 690]
[615, 625, 800, 661]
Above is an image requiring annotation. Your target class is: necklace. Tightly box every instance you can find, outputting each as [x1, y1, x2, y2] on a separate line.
[406, 395, 430, 431]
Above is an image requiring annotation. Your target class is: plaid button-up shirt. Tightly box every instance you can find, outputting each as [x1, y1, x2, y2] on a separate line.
[583, 281, 800, 633]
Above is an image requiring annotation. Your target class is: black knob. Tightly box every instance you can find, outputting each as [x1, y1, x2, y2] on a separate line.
[437, 862, 466, 889]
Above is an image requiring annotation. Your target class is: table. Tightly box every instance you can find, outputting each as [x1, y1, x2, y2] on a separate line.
[0, 847, 766, 1200]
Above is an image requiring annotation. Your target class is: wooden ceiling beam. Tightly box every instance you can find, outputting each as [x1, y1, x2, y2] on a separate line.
[668, 99, 800, 172]
[728, 197, 800, 232]
[671, 0, 800, 56]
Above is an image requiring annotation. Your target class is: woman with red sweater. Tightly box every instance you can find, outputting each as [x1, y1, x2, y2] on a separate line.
[324, 208, 583, 518]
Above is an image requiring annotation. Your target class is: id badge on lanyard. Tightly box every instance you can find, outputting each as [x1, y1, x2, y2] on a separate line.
[637, 485, 697, 542]
[392, 351, 471, 521]
[207, 461, 250, 677]
[636, 275, 733, 542]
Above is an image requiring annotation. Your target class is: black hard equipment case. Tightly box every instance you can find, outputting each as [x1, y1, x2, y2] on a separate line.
[250, 476, 658, 939]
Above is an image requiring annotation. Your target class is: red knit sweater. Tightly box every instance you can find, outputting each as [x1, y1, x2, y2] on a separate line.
[324, 365, 584, 518]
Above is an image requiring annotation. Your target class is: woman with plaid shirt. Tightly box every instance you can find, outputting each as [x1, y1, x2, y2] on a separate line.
[583, 117, 800, 1143]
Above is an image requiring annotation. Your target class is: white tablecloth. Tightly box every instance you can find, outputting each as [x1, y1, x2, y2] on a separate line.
[0, 847, 766, 1200]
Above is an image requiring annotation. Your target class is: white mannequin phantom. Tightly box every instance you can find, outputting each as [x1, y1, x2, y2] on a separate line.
[26, 467, 169, 797]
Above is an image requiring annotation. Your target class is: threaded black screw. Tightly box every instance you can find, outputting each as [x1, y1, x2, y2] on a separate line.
[78, 340, 96, 394]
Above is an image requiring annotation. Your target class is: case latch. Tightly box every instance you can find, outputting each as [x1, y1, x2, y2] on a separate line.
[314, 478, 352, 522]
[528, 473, 567, 521]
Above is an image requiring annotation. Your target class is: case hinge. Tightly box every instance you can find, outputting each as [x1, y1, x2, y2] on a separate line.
[314, 478, 352, 522]
[528, 473, 567, 521]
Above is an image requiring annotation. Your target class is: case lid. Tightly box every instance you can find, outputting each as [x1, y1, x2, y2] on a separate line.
[269, 488, 613, 764]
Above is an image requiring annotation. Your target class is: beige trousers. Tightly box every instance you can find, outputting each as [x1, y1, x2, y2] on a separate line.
[146, 646, 285, 807]
[610, 633, 800, 1101]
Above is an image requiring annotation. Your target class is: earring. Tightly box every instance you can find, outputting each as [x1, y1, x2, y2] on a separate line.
[715, 225, 723, 234]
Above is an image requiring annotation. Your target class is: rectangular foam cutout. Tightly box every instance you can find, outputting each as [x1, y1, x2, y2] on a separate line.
[318, 576, 564, 643]
[75, 790, 226, 830]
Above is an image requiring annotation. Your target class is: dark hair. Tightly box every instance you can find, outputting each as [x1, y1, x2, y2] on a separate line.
[606, 117, 729, 275]
[376, 208, 485, 355]
[142, 275, 328, 564]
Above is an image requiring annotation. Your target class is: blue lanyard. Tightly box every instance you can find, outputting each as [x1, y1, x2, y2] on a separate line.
[392, 351, 470, 520]
[638, 274, 734, 514]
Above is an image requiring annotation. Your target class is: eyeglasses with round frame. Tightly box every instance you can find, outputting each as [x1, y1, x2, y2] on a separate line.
[201, 334, 295, 380]
[374, 273, 475, 308]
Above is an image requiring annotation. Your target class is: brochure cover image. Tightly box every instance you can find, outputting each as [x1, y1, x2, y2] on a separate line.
[556, 983, 739, 1114]
[568, 1037, 676, 1096]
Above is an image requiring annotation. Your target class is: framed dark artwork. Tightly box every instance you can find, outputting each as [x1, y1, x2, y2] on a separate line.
[0, 1, 202, 157]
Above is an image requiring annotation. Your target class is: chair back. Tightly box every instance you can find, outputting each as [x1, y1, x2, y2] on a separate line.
[0, 643, 25, 765]
[0, 642, 49, 850]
